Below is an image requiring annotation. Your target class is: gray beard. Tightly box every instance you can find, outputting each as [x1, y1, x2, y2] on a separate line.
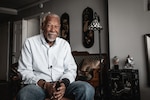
[47, 32, 56, 42]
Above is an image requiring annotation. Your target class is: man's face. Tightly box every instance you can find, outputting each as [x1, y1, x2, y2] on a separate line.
[43, 16, 60, 42]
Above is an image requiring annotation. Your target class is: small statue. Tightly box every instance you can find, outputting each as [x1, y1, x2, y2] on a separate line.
[112, 56, 119, 69]
[124, 55, 135, 69]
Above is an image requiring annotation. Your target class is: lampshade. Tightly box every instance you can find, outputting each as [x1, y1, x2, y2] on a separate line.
[88, 12, 102, 31]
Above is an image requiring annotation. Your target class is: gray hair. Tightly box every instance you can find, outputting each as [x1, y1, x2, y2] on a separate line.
[41, 13, 60, 30]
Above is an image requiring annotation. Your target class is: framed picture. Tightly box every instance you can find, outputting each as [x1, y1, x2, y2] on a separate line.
[144, 34, 150, 86]
[144, 0, 150, 11]
[148, 0, 150, 10]
[60, 13, 70, 43]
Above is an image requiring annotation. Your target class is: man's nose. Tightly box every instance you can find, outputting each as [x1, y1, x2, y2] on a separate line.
[50, 26, 55, 32]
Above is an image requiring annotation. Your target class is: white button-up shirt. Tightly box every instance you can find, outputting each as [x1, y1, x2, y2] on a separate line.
[18, 33, 77, 84]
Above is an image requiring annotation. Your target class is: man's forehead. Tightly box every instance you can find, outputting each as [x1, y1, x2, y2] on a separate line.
[46, 21, 60, 25]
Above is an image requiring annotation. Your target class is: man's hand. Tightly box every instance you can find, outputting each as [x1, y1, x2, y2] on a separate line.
[53, 82, 66, 100]
[45, 82, 55, 99]
[37, 80, 67, 100]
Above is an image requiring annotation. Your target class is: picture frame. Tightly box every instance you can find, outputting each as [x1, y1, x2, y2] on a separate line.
[148, 0, 150, 10]
[144, 0, 150, 11]
[144, 34, 150, 86]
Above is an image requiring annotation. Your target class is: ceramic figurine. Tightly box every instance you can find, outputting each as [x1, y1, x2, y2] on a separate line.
[113, 56, 119, 69]
[124, 55, 135, 69]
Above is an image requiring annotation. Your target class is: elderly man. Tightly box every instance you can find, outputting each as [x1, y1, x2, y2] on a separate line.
[16, 13, 95, 100]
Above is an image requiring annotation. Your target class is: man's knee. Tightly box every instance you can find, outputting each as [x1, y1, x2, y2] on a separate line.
[75, 81, 95, 95]
[16, 85, 45, 100]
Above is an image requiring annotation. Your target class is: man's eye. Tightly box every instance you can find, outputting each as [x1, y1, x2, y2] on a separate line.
[47, 24, 59, 29]
[55, 26, 60, 29]
[47, 24, 52, 27]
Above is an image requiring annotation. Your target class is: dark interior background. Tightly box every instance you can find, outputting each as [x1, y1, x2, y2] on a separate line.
[0, 0, 49, 22]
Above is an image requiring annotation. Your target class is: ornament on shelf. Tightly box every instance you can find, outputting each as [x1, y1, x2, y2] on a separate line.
[124, 55, 135, 69]
[112, 56, 119, 70]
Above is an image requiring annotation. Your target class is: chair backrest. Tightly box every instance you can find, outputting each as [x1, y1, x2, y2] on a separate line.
[10, 62, 21, 81]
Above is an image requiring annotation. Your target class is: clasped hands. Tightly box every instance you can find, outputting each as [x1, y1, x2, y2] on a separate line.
[45, 81, 66, 100]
